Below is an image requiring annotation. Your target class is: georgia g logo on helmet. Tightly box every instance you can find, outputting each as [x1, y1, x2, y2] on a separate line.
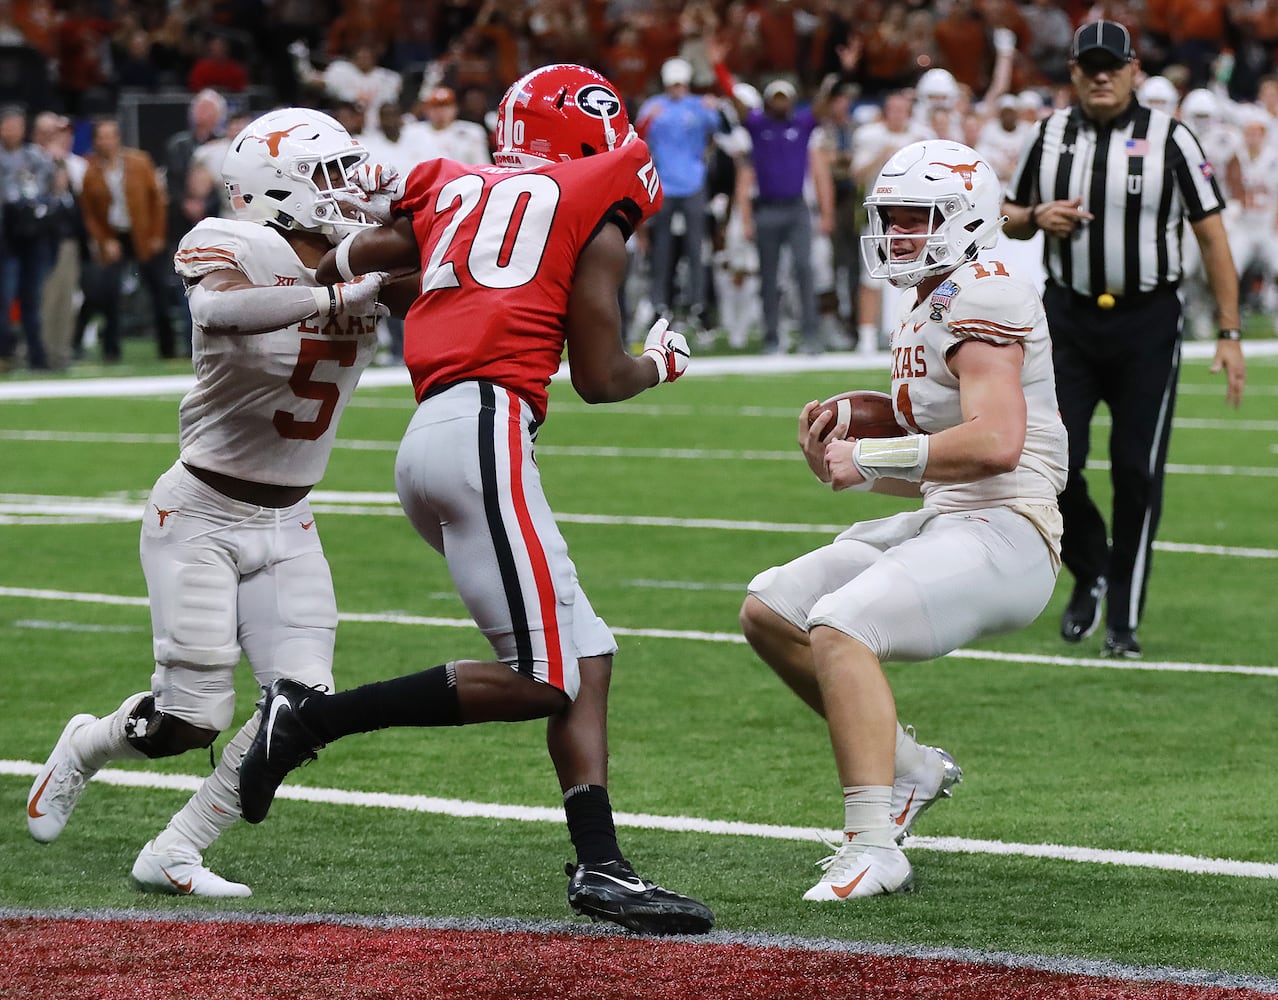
[576, 84, 622, 120]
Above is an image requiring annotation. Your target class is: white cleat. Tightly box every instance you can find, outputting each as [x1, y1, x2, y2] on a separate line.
[891, 743, 962, 843]
[131, 840, 252, 898]
[27, 714, 98, 843]
[802, 839, 914, 901]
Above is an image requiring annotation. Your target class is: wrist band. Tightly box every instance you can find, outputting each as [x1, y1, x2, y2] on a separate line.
[335, 233, 357, 282]
[852, 434, 930, 483]
[1027, 204, 1040, 232]
[1217, 328, 1241, 341]
[309, 285, 336, 319]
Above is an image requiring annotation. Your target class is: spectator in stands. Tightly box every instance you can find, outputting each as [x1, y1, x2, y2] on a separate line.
[858, 2, 916, 96]
[324, 0, 395, 63]
[78, 117, 178, 362]
[1022, 0, 1075, 84]
[811, 78, 860, 350]
[602, 21, 654, 112]
[635, 57, 723, 339]
[113, 26, 162, 91]
[54, 0, 113, 115]
[294, 39, 402, 134]
[164, 89, 227, 347]
[32, 111, 84, 372]
[0, 103, 55, 371]
[850, 90, 930, 350]
[409, 85, 491, 164]
[717, 53, 834, 355]
[187, 34, 248, 94]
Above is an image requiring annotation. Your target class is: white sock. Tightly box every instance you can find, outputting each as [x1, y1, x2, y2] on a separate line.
[70, 692, 150, 771]
[841, 784, 894, 846]
[156, 715, 257, 854]
[894, 723, 933, 780]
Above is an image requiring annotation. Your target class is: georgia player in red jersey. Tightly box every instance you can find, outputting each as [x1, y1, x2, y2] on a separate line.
[237, 65, 712, 935]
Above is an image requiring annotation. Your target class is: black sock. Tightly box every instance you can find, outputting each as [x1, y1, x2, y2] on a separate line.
[563, 784, 623, 865]
[299, 663, 461, 743]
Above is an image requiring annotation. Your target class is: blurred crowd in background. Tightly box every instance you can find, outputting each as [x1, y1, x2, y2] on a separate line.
[3, 0, 1278, 371]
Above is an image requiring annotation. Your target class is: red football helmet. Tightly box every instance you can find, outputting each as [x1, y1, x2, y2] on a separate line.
[493, 64, 630, 168]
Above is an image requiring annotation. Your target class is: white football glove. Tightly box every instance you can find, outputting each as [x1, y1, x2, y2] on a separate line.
[641, 318, 690, 383]
[315, 271, 390, 320]
[993, 27, 1017, 55]
[353, 162, 404, 199]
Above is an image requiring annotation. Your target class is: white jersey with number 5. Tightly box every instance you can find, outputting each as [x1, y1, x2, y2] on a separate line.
[886, 256, 1068, 510]
[174, 217, 380, 487]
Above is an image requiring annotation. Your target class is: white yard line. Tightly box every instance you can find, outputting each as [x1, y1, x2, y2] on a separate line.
[2, 586, 1276, 678]
[3, 493, 1276, 560]
[1, 759, 1274, 882]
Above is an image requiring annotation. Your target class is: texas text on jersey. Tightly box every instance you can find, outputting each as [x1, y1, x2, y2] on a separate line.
[884, 255, 1068, 513]
[174, 216, 381, 486]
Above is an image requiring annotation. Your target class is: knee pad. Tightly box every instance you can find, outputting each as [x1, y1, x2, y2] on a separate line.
[124, 696, 219, 759]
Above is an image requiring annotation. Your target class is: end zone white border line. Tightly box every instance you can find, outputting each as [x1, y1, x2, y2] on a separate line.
[2, 761, 1275, 882]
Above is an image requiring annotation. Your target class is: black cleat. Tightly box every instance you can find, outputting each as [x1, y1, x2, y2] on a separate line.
[1060, 576, 1107, 642]
[238, 678, 326, 824]
[565, 859, 714, 935]
[1101, 627, 1142, 659]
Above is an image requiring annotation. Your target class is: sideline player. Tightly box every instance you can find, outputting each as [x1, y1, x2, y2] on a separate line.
[739, 141, 1067, 900]
[237, 65, 713, 935]
[26, 109, 391, 895]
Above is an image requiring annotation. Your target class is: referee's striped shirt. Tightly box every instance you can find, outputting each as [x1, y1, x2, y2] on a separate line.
[1006, 100, 1225, 298]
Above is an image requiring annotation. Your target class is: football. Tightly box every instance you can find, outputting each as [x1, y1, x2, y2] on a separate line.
[807, 390, 905, 442]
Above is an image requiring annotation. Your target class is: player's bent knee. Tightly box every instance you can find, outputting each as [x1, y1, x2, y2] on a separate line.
[124, 696, 219, 758]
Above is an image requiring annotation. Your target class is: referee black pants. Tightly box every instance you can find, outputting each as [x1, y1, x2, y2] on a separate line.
[1044, 284, 1181, 634]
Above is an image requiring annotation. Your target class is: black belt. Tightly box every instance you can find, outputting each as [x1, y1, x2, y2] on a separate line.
[1052, 284, 1177, 311]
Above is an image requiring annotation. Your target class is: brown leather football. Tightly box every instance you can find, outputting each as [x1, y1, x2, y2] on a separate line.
[808, 390, 905, 442]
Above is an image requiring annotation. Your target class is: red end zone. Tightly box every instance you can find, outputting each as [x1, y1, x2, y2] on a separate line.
[0, 916, 1269, 1000]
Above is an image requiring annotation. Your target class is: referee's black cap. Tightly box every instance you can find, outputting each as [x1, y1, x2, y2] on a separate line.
[1070, 21, 1134, 64]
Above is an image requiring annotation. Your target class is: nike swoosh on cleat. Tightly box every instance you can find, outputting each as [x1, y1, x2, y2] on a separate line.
[27, 773, 53, 818]
[832, 865, 872, 899]
[264, 695, 291, 759]
[590, 872, 652, 893]
[162, 868, 193, 894]
[893, 786, 917, 826]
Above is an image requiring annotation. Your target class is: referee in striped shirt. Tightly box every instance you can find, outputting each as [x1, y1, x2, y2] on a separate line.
[1002, 20, 1246, 659]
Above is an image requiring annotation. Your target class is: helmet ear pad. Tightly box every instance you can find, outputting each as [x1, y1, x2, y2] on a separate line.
[494, 64, 630, 167]
[860, 139, 1005, 289]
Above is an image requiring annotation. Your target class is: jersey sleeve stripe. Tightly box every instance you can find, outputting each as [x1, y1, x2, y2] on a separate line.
[950, 319, 1032, 335]
[175, 247, 240, 266]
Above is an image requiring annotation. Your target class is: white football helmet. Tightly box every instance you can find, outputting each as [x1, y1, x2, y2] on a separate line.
[861, 140, 1005, 289]
[1137, 75, 1179, 114]
[915, 68, 959, 111]
[1179, 87, 1218, 127]
[221, 108, 375, 243]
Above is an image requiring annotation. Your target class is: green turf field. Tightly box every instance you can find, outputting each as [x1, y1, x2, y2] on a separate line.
[2, 350, 1275, 980]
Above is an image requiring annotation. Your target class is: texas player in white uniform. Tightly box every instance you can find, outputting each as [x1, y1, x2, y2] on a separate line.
[235, 66, 714, 936]
[741, 141, 1067, 901]
[26, 109, 388, 895]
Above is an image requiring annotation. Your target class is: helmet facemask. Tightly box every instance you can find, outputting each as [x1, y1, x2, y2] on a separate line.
[223, 109, 378, 244]
[861, 141, 1005, 288]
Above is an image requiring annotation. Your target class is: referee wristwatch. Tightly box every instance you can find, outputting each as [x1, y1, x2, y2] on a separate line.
[1217, 328, 1242, 341]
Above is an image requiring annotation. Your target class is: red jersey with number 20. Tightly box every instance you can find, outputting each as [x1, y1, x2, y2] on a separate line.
[396, 139, 663, 422]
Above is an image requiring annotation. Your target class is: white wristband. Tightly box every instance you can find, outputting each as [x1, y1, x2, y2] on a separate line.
[852, 434, 930, 483]
[310, 284, 336, 319]
[334, 233, 358, 282]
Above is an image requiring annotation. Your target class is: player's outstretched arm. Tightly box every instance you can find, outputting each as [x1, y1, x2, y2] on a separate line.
[186, 268, 387, 336]
[317, 216, 419, 285]
[565, 223, 689, 403]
